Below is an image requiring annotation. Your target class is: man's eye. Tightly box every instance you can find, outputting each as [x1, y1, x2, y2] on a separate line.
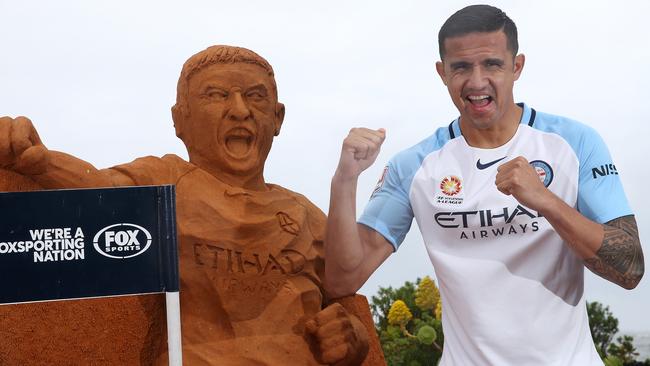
[205, 89, 228, 99]
[246, 91, 267, 100]
[486, 61, 502, 68]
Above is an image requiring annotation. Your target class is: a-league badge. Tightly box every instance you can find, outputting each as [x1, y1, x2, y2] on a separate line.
[371, 166, 389, 197]
[440, 175, 462, 196]
[436, 175, 464, 205]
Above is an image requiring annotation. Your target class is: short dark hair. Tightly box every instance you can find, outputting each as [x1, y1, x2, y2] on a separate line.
[438, 5, 518, 60]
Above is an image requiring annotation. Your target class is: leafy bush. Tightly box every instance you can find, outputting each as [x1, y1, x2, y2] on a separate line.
[371, 277, 443, 365]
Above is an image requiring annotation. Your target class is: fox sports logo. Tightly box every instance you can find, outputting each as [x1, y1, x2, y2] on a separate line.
[93, 223, 152, 259]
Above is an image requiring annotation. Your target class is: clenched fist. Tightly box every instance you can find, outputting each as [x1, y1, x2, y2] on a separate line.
[495, 156, 553, 212]
[0, 116, 49, 175]
[305, 303, 369, 366]
[335, 128, 385, 181]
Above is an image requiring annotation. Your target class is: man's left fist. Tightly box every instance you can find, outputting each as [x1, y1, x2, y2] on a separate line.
[305, 303, 369, 366]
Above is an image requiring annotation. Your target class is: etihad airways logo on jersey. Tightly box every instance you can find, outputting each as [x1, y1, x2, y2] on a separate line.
[434, 204, 542, 240]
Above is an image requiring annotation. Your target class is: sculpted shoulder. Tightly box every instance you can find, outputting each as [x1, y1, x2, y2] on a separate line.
[267, 184, 326, 238]
[268, 184, 325, 216]
[111, 154, 196, 186]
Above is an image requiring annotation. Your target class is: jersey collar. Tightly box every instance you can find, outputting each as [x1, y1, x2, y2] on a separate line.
[447, 102, 537, 140]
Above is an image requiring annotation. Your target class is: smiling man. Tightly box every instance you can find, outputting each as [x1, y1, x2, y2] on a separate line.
[0, 45, 368, 365]
[326, 5, 644, 366]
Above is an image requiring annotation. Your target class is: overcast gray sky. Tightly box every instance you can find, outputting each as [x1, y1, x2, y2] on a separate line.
[2, 0, 649, 332]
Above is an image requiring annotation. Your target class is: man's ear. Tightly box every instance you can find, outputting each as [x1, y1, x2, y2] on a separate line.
[171, 104, 185, 140]
[435, 61, 447, 86]
[513, 54, 525, 81]
[274, 102, 285, 136]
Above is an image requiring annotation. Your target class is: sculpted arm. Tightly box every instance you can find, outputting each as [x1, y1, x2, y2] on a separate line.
[496, 157, 644, 289]
[325, 128, 393, 298]
[30, 151, 134, 188]
[0, 116, 134, 188]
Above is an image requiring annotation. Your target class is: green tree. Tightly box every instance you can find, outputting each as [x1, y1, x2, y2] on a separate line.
[607, 335, 639, 364]
[585, 301, 645, 365]
[587, 301, 620, 358]
[603, 355, 624, 366]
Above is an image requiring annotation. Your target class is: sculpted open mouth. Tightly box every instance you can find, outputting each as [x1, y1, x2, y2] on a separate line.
[225, 128, 255, 157]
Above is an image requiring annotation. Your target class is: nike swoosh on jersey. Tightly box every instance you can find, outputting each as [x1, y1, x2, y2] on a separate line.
[476, 156, 507, 170]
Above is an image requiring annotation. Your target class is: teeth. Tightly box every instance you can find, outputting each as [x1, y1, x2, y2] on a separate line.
[468, 95, 489, 100]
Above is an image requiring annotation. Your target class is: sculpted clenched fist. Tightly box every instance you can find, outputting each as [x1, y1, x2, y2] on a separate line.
[305, 303, 369, 366]
[0, 116, 49, 175]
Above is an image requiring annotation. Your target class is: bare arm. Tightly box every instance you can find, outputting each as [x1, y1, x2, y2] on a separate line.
[496, 157, 644, 289]
[326, 172, 393, 298]
[324, 128, 393, 299]
[584, 215, 643, 289]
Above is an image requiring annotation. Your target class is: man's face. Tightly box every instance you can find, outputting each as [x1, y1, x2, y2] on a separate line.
[180, 63, 284, 178]
[436, 30, 524, 131]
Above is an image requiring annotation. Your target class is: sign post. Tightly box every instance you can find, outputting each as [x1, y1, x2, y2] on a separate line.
[0, 185, 181, 365]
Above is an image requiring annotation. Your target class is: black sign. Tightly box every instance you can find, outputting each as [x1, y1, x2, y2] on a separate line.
[0, 185, 178, 304]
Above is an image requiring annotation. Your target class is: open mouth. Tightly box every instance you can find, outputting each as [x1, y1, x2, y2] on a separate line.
[225, 128, 255, 157]
[466, 95, 493, 107]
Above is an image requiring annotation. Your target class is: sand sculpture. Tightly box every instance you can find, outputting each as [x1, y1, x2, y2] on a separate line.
[0, 45, 383, 365]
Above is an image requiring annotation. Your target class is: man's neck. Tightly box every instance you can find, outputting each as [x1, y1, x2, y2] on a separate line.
[461, 103, 523, 149]
[192, 160, 268, 192]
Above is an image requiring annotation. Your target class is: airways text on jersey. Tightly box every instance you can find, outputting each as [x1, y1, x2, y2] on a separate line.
[434, 204, 543, 240]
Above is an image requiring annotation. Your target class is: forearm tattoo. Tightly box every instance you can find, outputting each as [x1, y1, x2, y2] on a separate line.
[584, 215, 644, 289]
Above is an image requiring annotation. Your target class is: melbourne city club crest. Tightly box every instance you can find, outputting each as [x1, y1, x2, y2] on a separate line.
[529, 160, 554, 187]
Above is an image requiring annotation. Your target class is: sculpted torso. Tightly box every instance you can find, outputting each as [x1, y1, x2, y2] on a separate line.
[178, 171, 326, 365]
[114, 155, 327, 364]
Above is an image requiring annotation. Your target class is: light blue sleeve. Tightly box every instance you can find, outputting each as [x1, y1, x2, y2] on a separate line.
[577, 128, 632, 223]
[358, 159, 415, 251]
[357, 126, 450, 250]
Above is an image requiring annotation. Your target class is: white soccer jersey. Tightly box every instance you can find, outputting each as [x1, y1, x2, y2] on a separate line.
[360, 103, 631, 365]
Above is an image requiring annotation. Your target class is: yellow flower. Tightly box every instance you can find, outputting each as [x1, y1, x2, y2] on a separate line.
[415, 276, 440, 312]
[435, 297, 443, 321]
[388, 300, 413, 326]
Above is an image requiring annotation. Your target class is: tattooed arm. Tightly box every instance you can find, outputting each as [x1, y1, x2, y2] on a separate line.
[496, 158, 644, 289]
[528, 189, 645, 289]
[526, 189, 645, 290]
[584, 215, 644, 289]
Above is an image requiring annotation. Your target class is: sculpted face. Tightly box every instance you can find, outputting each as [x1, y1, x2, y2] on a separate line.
[436, 30, 524, 132]
[179, 63, 284, 186]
